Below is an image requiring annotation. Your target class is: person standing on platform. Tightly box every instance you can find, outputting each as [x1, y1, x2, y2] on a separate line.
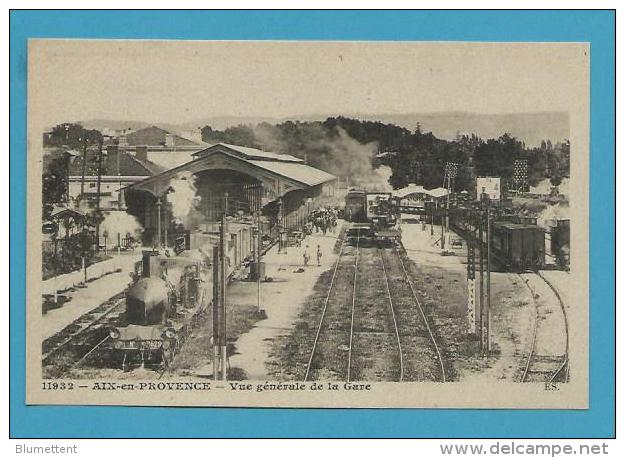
[316, 245, 323, 266]
[303, 245, 310, 267]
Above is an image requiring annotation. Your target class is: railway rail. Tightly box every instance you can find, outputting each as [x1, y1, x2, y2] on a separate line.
[519, 271, 569, 383]
[381, 246, 447, 382]
[42, 294, 127, 367]
[304, 233, 446, 383]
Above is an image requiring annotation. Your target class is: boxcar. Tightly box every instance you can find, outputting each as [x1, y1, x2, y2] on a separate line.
[491, 222, 545, 271]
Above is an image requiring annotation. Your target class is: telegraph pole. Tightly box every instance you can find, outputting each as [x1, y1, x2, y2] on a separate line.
[466, 217, 476, 335]
[486, 196, 492, 353]
[219, 193, 228, 381]
[95, 138, 104, 252]
[212, 244, 220, 381]
[78, 136, 88, 208]
[156, 197, 162, 249]
[478, 204, 485, 351]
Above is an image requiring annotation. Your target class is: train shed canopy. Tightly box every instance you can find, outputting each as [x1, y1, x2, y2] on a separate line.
[393, 183, 449, 200]
[123, 143, 336, 202]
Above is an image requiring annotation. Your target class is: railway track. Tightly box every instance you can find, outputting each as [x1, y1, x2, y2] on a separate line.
[304, 234, 446, 383]
[42, 293, 126, 377]
[42, 294, 127, 368]
[519, 271, 569, 383]
[380, 247, 447, 382]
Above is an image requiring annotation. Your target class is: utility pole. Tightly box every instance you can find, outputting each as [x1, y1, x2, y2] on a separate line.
[117, 142, 122, 210]
[478, 204, 485, 351]
[163, 200, 168, 249]
[78, 136, 88, 208]
[156, 197, 162, 249]
[219, 193, 228, 381]
[212, 244, 220, 381]
[466, 218, 476, 335]
[95, 138, 104, 252]
[486, 196, 492, 353]
[430, 203, 434, 236]
[255, 210, 264, 314]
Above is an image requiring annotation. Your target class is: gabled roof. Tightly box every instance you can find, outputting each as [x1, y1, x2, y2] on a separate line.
[50, 205, 86, 220]
[125, 126, 205, 147]
[124, 143, 336, 198]
[193, 143, 304, 163]
[69, 150, 165, 177]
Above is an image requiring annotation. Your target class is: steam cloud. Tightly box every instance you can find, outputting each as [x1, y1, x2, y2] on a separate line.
[537, 202, 569, 230]
[166, 171, 202, 226]
[253, 124, 392, 191]
[319, 128, 392, 191]
[100, 211, 143, 239]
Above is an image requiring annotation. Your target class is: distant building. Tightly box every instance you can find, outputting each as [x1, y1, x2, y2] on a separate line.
[67, 145, 165, 210]
[65, 125, 209, 210]
[393, 183, 448, 205]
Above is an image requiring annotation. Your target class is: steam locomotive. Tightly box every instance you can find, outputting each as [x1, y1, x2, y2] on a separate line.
[344, 190, 400, 247]
[108, 249, 208, 370]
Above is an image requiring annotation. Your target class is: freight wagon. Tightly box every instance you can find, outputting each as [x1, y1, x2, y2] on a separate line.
[491, 221, 545, 271]
[450, 210, 545, 272]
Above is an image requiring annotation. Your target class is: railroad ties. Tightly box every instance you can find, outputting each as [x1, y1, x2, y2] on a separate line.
[42, 294, 127, 375]
[304, 236, 446, 383]
[518, 272, 569, 383]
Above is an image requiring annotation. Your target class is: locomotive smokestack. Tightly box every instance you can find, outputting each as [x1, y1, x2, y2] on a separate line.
[142, 250, 162, 278]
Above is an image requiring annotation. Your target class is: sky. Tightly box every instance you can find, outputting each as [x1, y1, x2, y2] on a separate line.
[28, 40, 589, 128]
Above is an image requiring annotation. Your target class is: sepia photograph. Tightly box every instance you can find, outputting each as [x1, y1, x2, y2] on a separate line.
[26, 39, 589, 408]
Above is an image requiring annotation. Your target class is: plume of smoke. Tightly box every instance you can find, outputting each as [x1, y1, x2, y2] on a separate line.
[530, 177, 570, 198]
[100, 211, 143, 239]
[320, 127, 391, 191]
[537, 201, 569, 230]
[251, 124, 392, 191]
[166, 171, 202, 226]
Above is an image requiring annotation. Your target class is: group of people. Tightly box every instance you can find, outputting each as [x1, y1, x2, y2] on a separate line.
[303, 207, 339, 236]
[298, 207, 340, 267]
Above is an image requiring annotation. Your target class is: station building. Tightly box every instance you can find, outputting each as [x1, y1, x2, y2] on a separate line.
[123, 143, 337, 248]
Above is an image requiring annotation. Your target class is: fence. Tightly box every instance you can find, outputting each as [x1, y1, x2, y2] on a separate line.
[42, 255, 139, 296]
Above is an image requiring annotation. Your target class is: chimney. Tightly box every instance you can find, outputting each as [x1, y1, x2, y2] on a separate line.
[136, 145, 148, 163]
[165, 133, 175, 148]
[106, 145, 120, 176]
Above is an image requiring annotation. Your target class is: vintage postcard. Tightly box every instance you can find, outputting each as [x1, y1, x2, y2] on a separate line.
[26, 40, 588, 408]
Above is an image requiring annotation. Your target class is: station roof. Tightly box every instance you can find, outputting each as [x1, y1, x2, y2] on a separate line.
[147, 151, 197, 170]
[124, 142, 336, 198]
[247, 159, 336, 187]
[393, 184, 449, 199]
[193, 143, 304, 163]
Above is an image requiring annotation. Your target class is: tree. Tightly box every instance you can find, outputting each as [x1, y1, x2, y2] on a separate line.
[473, 133, 524, 179]
[42, 151, 71, 220]
[45, 123, 102, 150]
